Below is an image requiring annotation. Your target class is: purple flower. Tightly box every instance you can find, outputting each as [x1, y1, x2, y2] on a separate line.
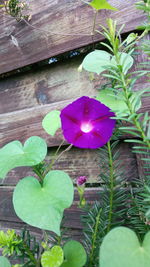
[76, 176, 87, 186]
[60, 96, 116, 149]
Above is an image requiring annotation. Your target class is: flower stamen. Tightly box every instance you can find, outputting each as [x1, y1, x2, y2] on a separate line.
[80, 122, 93, 133]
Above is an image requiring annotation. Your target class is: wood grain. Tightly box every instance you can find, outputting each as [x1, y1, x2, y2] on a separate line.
[1, 142, 138, 186]
[0, 187, 99, 230]
[0, 95, 149, 148]
[0, 0, 146, 74]
[0, 55, 149, 114]
[0, 57, 97, 114]
[0, 222, 83, 243]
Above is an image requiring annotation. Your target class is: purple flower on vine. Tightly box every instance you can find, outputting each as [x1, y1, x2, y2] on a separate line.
[60, 96, 115, 149]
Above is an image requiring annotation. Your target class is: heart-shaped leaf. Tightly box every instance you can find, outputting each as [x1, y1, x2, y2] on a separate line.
[0, 136, 47, 179]
[0, 256, 11, 267]
[82, 50, 111, 74]
[41, 246, 64, 267]
[99, 227, 150, 267]
[13, 170, 74, 236]
[42, 110, 61, 136]
[61, 240, 87, 267]
[89, 0, 118, 11]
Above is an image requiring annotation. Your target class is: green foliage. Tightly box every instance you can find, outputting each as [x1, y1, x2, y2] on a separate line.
[0, 256, 11, 267]
[140, 39, 150, 57]
[82, 141, 128, 266]
[110, 52, 134, 74]
[82, 50, 111, 74]
[82, 50, 133, 75]
[0, 1, 149, 267]
[0, 228, 40, 266]
[61, 240, 87, 267]
[12, 264, 22, 267]
[99, 227, 150, 267]
[88, 0, 118, 11]
[0, 229, 22, 256]
[94, 19, 150, 151]
[82, 202, 102, 267]
[81, 16, 150, 265]
[142, 185, 150, 219]
[126, 179, 150, 239]
[41, 246, 64, 267]
[13, 170, 74, 236]
[96, 89, 141, 115]
[4, 0, 30, 21]
[42, 110, 61, 136]
[124, 33, 138, 45]
[136, 0, 150, 35]
[0, 136, 47, 179]
[18, 228, 40, 266]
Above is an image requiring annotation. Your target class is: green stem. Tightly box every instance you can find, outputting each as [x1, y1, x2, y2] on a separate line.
[106, 141, 115, 233]
[33, 166, 44, 184]
[36, 257, 41, 267]
[23, 243, 38, 265]
[45, 140, 65, 172]
[47, 144, 73, 171]
[89, 208, 102, 266]
[120, 73, 150, 148]
[56, 235, 61, 246]
[111, 32, 150, 149]
[92, 10, 98, 36]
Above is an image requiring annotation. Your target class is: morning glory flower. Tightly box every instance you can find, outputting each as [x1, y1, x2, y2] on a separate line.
[60, 96, 116, 149]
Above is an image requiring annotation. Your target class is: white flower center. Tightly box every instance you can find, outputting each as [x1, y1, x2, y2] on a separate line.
[81, 122, 93, 133]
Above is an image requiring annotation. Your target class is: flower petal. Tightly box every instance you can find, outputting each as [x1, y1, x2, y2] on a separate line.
[60, 96, 116, 149]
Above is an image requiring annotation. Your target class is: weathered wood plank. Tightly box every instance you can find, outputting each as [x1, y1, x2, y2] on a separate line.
[0, 222, 83, 243]
[0, 187, 99, 230]
[0, 99, 68, 147]
[0, 54, 149, 114]
[0, 57, 98, 114]
[0, 0, 146, 74]
[1, 142, 138, 185]
[0, 96, 149, 147]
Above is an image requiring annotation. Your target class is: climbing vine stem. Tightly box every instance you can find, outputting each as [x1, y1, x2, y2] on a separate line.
[89, 207, 102, 266]
[106, 141, 115, 233]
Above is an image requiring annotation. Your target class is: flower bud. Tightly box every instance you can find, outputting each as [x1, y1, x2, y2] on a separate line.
[76, 176, 87, 186]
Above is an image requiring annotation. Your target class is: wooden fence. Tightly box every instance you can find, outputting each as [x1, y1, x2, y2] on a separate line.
[0, 0, 149, 240]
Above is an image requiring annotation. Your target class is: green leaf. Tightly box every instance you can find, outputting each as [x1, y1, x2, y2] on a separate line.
[0, 136, 47, 179]
[82, 51, 133, 76]
[41, 246, 64, 267]
[96, 89, 127, 113]
[13, 170, 74, 236]
[61, 240, 87, 267]
[89, 0, 118, 10]
[124, 33, 138, 45]
[0, 256, 11, 267]
[111, 52, 134, 74]
[82, 50, 111, 74]
[96, 89, 141, 114]
[42, 110, 61, 136]
[99, 227, 150, 267]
